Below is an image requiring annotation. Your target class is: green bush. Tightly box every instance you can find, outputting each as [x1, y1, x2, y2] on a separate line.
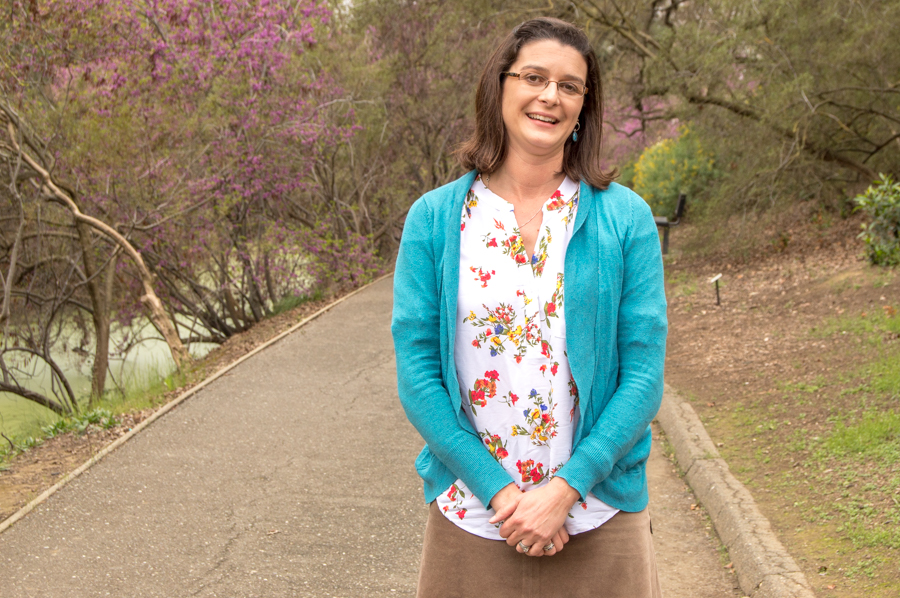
[855, 174, 900, 266]
[632, 127, 718, 218]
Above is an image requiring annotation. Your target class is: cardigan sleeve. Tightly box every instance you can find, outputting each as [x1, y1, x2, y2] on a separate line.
[391, 197, 514, 507]
[555, 193, 668, 499]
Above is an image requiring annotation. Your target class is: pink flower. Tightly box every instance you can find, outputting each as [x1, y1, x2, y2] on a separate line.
[550, 363, 558, 376]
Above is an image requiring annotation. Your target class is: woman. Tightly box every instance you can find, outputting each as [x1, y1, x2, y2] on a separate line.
[391, 17, 667, 597]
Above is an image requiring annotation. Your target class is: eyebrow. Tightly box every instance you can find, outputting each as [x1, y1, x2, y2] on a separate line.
[518, 64, 586, 84]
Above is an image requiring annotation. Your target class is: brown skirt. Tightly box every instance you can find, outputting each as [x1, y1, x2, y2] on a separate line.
[416, 501, 662, 598]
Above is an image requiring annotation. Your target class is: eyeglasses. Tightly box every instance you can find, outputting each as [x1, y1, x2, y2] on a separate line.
[501, 71, 588, 97]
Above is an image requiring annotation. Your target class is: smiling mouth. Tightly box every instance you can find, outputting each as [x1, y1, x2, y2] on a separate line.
[527, 114, 559, 124]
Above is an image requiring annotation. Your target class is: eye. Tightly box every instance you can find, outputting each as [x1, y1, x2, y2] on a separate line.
[558, 82, 582, 95]
[521, 73, 547, 86]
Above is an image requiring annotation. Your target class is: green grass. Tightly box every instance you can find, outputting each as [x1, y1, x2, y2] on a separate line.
[864, 353, 900, 397]
[821, 411, 900, 462]
[270, 290, 323, 317]
[665, 270, 699, 297]
[0, 366, 187, 467]
[811, 309, 900, 343]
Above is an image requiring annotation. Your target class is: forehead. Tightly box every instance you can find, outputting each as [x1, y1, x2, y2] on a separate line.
[511, 39, 588, 81]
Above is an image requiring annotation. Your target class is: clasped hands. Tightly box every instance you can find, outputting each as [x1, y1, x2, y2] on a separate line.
[488, 477, 581, 557]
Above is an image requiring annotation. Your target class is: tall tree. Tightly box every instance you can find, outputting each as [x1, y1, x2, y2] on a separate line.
[1, 0, 350, 411]
[565, 0, 899, 213]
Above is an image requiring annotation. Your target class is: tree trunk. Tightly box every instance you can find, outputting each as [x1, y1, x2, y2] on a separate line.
[2, 108, 191, 370]
[3, 114, 192, 370]
[75, 222, 112, 404]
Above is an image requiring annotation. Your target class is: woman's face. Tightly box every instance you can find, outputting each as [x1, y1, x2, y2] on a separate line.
[501, 39, 588, 161]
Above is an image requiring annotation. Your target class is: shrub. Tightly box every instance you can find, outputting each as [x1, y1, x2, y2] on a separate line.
[855, 174, 900, 266]
[632, 127, 718, 218]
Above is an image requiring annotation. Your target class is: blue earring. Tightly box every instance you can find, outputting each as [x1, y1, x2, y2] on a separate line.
[572, 120, 580, 142]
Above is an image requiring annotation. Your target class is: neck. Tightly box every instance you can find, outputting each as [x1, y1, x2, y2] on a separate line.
[489, 146, 565, 205]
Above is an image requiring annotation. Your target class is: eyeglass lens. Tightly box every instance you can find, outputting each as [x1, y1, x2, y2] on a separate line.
[520, 73, 584, 96]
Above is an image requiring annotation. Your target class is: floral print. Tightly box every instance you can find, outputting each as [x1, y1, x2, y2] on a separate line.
[465, 303, 539, 358]
[480, 429, 509, 462]
[544, 273, 564, 327]
[470, 266, 495, 288]
[442, 483, 469, 520]
[546, 188, 580, 225]
[467, 370, 499, 414]
[530, 227, 551, 276]
[435, 175, 619, 539]
[516, 459, 549, 484]
[461, 189, 478, 231]
[510, 388, 558, 446]
[499, 232, 529, 266]
[545, 189, 567, 212]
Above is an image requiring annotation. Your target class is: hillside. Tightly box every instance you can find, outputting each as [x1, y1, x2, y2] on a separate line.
[664, 218, 899, 597]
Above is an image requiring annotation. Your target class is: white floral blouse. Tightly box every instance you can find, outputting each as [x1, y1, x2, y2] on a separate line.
[435, 175, 619, 540]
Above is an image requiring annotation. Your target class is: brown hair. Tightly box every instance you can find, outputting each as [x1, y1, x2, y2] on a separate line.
[455, 17, 615, 189]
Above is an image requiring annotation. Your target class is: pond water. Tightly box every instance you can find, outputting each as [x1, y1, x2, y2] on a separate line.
[0, 321, 216, 438]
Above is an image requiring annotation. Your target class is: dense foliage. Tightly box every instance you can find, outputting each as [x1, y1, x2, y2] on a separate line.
[565, 0, 899, 218]
[855, 175, 900, 266]
[630, 128, 717, 218]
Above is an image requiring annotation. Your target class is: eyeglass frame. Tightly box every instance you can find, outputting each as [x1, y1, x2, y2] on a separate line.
[500, 71, 589, 97]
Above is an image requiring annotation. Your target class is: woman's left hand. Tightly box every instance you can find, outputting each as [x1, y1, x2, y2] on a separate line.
[489, 477, 580, 556]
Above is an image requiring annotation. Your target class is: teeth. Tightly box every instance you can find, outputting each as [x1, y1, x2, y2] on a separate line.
[528, 114, 558, 123]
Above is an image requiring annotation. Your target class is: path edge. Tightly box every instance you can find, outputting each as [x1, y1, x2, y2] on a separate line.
[656, 384, 817, 598]
[0, 272, 394, 536]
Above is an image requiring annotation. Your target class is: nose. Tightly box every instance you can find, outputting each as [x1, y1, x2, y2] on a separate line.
[537, 81, 561, 104]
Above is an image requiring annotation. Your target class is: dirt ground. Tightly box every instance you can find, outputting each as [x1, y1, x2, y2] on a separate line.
[663, 217, 900, 597]
[0, 295, 333, 523]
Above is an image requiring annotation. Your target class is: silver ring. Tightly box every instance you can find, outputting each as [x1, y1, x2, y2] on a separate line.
[543, 542, 555, 551]
[517, 541, 531, 553]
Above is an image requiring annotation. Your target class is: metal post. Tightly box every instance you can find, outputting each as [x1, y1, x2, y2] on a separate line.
[709, 274, 722, 306]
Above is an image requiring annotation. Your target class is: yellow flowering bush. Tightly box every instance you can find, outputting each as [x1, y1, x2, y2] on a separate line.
[632, 127, 718, 218]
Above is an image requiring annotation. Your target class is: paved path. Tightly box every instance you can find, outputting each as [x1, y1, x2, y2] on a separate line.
[0, 277, 739, 597]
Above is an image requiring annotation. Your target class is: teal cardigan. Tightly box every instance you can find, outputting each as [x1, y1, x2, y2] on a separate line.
[391, 170, 667, 512]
